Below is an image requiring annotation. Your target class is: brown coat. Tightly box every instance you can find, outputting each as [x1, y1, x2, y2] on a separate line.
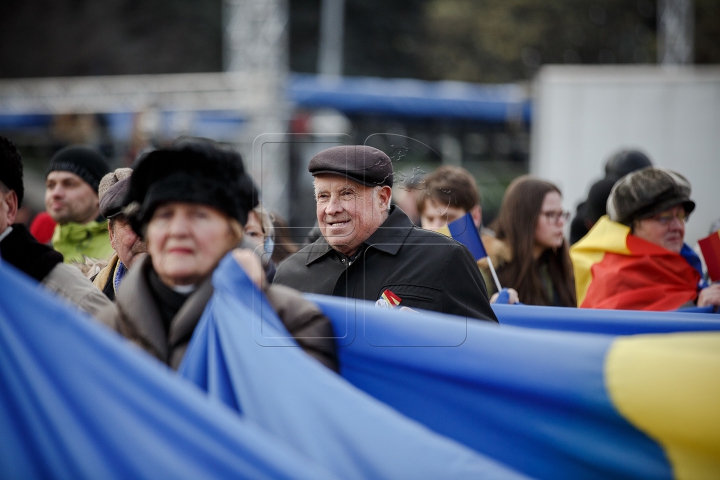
[476, 234, 512, 295]
[96, 255, 338, 371]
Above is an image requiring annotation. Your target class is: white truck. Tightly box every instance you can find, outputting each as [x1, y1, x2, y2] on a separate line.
[531, 65, 720, 245]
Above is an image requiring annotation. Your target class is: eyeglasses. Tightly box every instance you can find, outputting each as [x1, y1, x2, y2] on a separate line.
[648, 210, 689, 226]
[541, 210, 570, 225]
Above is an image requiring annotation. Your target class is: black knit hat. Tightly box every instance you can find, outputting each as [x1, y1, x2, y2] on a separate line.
[308, 145, 393, 188]
[607, 167, 695, 225]
[604, 150, 653, 181]
[46, 145, 110, 193]
[0, 135, 24, 207]
[122, 142, 258, 237]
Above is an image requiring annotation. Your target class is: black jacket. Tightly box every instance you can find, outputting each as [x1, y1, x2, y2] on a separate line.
[274, 207, 498, 323]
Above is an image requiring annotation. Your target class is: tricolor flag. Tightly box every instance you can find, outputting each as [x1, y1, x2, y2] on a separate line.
[437, 212, 488, 261]
[437, 212, 503, 293]
[3, 254, 720, 479]
[570, 216, 703, 311]
[698, 229, 720, 282]
[381, 289, 402, 306]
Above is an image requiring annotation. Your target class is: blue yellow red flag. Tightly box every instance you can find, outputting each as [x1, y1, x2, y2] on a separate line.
[308, 293, 720, 480]
[437, 212, 488, 261]
[3, 253, 720, 480]
[570, 216, 703, 310]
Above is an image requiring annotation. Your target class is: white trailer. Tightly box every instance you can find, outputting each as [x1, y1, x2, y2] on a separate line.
[531, 65, 720, 245]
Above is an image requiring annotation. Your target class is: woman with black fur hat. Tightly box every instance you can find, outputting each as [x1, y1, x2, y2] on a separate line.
[96, 141, 338, 371]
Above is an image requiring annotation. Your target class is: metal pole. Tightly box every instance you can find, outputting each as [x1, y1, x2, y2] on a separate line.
[657, 0, 694, 65]
[317, 0, 345, 76]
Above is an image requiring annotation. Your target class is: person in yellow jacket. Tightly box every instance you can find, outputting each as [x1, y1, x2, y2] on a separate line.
[44, 145, 114, 263]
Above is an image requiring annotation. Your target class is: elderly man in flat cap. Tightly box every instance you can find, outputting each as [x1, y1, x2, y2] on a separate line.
[91, 168, 147, 300]
[45, 145, 114, 263]
[274, 145, 498, 322]
[571, 167, 720, 311]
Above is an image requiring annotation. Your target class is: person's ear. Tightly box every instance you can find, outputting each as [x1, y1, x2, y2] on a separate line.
[378, 186, 393, 210]
[470, 205, 482, 229]
[2, 190, 18, 226]
[107, 220, 116, 247]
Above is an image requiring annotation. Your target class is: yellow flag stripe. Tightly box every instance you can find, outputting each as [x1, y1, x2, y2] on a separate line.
[570, 216, 631, 306]
[605, 332, 720, 480]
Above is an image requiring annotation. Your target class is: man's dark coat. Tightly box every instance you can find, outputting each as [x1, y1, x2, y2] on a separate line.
[274, 207, 498, 323]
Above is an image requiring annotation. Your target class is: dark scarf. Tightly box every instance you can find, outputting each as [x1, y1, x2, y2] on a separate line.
[147, 267, 190, 334]
[0, 224, 63, 282]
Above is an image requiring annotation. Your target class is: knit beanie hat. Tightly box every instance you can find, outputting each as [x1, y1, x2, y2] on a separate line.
[46, 145, 110, 193]
[606, 167, 695, 225]
[99, 168, 133, 219]
[604, 149, 653, 181]
[0, 135, 24, 207]
[122, 142, 258, 237]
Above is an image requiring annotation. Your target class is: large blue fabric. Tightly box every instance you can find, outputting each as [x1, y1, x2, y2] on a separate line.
[0, 261, 333, 479]
[494, 303, 720, 334]
[308, 294, 682, 480]
[179, 255, 529, 480]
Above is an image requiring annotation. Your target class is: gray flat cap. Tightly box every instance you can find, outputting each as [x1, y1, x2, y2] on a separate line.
[607, 167, 695, 225]
[99, 168, 133, 219]
[308, 145, 393, 188]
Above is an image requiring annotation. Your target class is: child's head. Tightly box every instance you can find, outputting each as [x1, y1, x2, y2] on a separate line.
[417, 166, 481, 230]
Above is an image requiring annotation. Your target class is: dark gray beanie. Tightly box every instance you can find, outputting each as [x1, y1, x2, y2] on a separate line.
[46, 145, 110, 193]
[309, 145, 393, 188]
[604, 149, 653, 181]
[606, 167, 695, 225]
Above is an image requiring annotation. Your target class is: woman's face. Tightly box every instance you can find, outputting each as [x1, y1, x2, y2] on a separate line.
[147, 202, 237, 287]
[534, 191, 566, 253]
[244, 210, 265, 247]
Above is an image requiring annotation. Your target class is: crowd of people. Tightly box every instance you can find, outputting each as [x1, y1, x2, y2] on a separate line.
[1, 134, 719, 370]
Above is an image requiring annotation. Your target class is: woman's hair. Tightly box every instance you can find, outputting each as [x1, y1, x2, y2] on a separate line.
[252, 205, 275, 242]
[492, 175, 576, 307]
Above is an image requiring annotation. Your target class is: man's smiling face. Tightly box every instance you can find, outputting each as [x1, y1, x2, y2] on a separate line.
[314, 174, 389, 257]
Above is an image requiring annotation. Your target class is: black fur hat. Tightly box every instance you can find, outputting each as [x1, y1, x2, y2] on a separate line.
[122, 142, 258, 237]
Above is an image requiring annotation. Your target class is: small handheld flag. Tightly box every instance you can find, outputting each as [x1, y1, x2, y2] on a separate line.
[447, 213, 487, 261]
[440, 213, 503, 293]
[699, 230, 720, 282]
[381, 289, 402, 307]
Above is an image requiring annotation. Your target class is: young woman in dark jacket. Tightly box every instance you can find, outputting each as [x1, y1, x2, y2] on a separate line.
[489, 175, 576, 307]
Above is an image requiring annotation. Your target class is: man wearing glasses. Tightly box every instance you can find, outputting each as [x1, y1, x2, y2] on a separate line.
[571, 167, 720, 311]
